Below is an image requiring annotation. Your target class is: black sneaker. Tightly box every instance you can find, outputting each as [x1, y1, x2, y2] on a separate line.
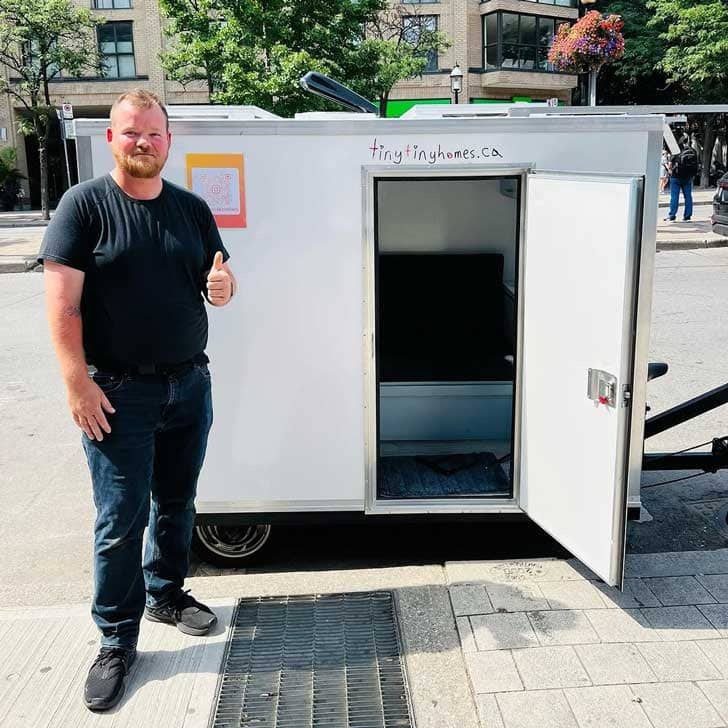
[683, 216, 691, 221]
[83, 647, 136, 712]
[144, 589, 217, 636]
[663, 216, 676, 222]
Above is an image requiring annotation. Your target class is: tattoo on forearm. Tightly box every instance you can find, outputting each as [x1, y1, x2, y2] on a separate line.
[62, 305, 81, 319]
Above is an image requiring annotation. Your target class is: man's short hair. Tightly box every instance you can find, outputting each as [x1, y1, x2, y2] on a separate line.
[110, 89, 169, 129]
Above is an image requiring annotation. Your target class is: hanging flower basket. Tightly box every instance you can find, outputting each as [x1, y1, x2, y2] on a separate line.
[548, 11, 624, 74]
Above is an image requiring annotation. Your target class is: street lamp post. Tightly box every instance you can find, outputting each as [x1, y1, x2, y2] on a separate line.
[450, 63, 463, 105]
[579, 0, 598, 105]
[579, 0, 597, 17]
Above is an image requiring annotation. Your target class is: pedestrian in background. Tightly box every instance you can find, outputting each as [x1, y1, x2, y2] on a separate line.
[660, 148, 670, 194]
[39, 89, 236, 712]
[665, 141, 698, 222]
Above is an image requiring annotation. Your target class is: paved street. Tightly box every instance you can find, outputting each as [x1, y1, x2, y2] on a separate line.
[1, 246, 727, 727]
[647, 247, 728, 454]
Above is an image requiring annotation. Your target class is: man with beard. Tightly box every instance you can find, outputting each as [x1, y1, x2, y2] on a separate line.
[39, 89, 236, 711]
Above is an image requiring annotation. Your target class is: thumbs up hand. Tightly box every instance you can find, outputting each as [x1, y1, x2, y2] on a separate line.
[206, 251, 233, 306]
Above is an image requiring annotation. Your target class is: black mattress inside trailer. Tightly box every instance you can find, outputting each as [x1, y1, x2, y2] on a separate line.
[377, 253, 514, 382]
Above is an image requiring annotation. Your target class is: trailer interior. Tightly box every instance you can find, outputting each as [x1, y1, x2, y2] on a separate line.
[375, 175, 521, 500]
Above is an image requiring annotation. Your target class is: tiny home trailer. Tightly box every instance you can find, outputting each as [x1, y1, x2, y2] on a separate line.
[74, 107, 663, 587]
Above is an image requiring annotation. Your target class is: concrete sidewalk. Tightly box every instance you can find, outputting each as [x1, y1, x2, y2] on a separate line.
[1, 549, 726, 728]
[0, 226, 44, 273]
[658, 188, 716, 208]
[0, 211, 52, 228]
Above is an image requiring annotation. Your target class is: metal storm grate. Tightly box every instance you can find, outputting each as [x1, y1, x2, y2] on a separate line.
[210, 591, 415, 728]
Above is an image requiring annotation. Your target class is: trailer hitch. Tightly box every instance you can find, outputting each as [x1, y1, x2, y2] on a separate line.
[642, 361, 728, 472]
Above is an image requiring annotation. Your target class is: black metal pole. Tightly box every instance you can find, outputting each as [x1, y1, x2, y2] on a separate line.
[577, 1, 596, 105]
[644, 382, 728, 440]
[643, 452, 722, 471]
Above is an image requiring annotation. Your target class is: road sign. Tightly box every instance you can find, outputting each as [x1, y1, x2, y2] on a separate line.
[62, 103, 73, 120]
[547, 98, 559, 107]
[63, 120, 76, 139]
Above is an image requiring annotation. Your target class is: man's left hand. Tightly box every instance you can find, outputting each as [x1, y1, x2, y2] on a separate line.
[206, 251, 233, 306]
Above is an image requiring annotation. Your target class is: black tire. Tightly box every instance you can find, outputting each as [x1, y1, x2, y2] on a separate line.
[191, 523, 272, 568]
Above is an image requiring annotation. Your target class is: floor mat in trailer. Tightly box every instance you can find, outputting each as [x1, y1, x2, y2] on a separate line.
[378, 451, 509, 498]
[210, 591, 414, 728]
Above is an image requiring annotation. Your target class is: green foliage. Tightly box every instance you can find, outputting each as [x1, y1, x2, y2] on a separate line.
[0, 146, 25, 186]
[597, 0, 677, 104]
[160, 0, 382, 115]
[0, 146, 26, 211]
[159, 0, 449, 116]
[600, 0, 728, 104]
[647, 0, 728, 103]
[357, 7, 450, 115]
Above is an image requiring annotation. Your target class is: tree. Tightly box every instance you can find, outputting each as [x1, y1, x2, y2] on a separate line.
[647, 0, 728, 186]
[160, 0, 388, 117]
[597, 0, 677, 105]
[0, 0, 104, 218]
[356, 5, 450, 117]
[548, 10, 625, 106]
[158, 0, 226, 97]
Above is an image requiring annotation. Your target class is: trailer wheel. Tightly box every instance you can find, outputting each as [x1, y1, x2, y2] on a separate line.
[192, 524, 272, 568]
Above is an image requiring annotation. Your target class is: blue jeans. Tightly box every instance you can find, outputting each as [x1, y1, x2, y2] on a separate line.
[669, 176, 693, 219]
[82, 363, 213, 650]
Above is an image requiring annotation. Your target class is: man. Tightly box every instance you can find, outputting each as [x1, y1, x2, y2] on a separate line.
[665, 141, 698, 222]
[39, 89, 236, 711]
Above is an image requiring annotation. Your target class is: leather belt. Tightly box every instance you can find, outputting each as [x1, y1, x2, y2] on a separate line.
[92, 354, 206, 376]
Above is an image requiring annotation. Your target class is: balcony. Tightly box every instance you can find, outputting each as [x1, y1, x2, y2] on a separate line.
[481, 0, 577, 6]
[479, 69, 577, 90]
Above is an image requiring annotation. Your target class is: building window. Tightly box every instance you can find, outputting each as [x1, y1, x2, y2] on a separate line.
[483, 0, 576, 6]
[403, 15, 439, 72]
[483, 12, 567, 72]
[98, 21, 136, 78]
[23, 40, 63, 78]
[93, 0, 131, 7]
[522, 0, 576, 6]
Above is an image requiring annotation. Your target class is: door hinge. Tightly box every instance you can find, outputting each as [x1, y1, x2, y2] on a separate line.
[622, 384, 632, 407]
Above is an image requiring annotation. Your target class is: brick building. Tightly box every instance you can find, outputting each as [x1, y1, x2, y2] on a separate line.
[387, 0, 579, 117]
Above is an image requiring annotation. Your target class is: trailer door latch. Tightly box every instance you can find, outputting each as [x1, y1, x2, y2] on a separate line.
[588, 369, 618, 408]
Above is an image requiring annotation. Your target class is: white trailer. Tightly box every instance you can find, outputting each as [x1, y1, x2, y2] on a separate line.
[73, 109, 663, 587]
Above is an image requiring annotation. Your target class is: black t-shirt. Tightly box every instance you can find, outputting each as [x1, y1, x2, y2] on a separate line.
[39, 174, 230, 367]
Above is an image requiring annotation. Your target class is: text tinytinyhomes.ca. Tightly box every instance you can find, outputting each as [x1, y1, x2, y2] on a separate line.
[368, 138, 504, 165]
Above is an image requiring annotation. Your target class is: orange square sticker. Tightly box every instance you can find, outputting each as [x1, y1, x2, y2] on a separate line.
[186, 153, 246, 228]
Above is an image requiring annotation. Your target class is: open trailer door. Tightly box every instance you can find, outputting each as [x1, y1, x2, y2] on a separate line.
[518, 172, 643, 588]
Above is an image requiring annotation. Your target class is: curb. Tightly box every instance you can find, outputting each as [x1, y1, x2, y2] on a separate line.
[0, 257, 42, 273]
[656, 238, 728, 251]
[0, 220, 49, 228]
[657, 199, 714, 208]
